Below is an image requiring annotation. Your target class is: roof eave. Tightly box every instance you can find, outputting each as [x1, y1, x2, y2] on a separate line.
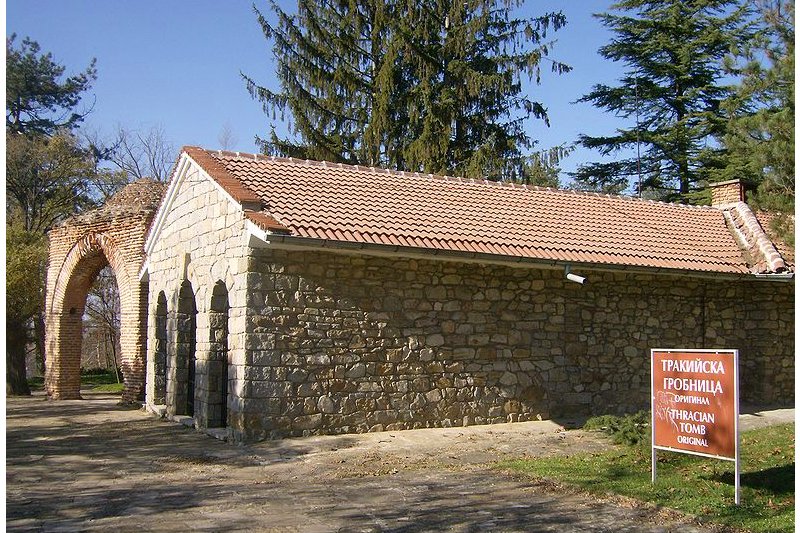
[245, 226, 785, 282]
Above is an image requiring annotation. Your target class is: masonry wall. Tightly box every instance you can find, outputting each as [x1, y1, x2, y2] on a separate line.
[234, 247, 794, 441]
[45, 212, 153, 402]
[711, 179, 745, 205]
[145, 163, 250, 429]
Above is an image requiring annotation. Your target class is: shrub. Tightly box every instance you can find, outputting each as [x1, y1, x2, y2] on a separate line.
[584, 411, 651, 446]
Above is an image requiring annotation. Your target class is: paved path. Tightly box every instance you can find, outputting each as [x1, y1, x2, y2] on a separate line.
[6, 392, 792, 532]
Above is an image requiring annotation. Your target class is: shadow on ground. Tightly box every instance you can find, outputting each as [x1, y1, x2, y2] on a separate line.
[6, 391, 719, 532]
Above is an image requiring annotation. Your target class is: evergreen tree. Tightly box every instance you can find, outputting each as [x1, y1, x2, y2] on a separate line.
[573, 0, 755, 199]
[6, 132, 95, 233]
[245, 0, 569, 181]
[391, 1, 569, 180]
[719, 0, 793, 243]
[523, 144, 574, 188]
[6, 34, 96, 135]
[6, 227, 47, 396]
[5, 36, 97, 395]
[244, 1, 388, 165]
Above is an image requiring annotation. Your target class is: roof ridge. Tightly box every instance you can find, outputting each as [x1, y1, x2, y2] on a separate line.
[203, 146, 719, 210]
[725, 202, 787, 273]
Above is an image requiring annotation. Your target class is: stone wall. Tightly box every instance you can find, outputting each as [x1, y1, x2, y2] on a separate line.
[145, 162, 250, 428]
[232, 247, 794, 441]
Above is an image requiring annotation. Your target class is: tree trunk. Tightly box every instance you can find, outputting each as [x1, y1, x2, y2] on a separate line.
[7, 320, 31, 396]
[34, 311, 46, 375]
[109, 330, 121, 383]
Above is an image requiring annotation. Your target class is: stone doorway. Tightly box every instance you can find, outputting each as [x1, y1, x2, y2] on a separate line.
[153, 291, 169, 404]
[206, 280, 229, 428]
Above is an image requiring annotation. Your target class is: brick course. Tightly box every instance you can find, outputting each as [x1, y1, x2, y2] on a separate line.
[710, 179, 746, 205]
[45, 180, 164, 403]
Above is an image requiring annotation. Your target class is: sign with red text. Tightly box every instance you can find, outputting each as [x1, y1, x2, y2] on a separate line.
[651, 349, 739, 460]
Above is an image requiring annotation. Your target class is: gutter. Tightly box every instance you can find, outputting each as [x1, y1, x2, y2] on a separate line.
[752, 272, 795, 282]
[245, 221, 793, 283]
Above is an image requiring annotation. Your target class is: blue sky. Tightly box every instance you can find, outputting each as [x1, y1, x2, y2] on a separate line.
[6, 0, 632, 182]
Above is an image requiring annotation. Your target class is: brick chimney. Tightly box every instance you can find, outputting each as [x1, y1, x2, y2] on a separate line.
[709, 179, 745, 206]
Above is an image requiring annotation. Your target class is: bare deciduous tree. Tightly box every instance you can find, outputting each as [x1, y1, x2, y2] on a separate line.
[98, 124, 175, 183]
[83, 266, 121, 381]
[218, 121, 239, 150]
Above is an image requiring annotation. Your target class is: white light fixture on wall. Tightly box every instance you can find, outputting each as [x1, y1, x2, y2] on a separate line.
[565, 265, 587, 285]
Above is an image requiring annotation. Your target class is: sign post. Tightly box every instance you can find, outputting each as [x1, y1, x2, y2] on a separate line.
[651, 349, 740, 504]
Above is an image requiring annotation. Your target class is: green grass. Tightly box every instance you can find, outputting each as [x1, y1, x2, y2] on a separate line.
[27, 376, 45, 390]
[81, 369, 124, 392]
[500, 422, 794, 532]
[89, 382, 125, 393]
[27, 369, 123, 393]
[80, 370, 121, 386]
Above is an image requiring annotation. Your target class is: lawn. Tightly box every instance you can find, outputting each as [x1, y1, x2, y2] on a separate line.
[500, 420, 794, 533]
[27, 369, 124, 393]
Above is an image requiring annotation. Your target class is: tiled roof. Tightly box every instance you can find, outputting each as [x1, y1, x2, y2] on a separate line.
[184, 146, 791, 276]
[754, 211, 794, 271]
[724, 203, 788, 274]
[60, 179, 166, 227]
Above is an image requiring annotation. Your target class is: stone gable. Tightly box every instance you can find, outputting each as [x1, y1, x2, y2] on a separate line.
[145, 160, 251, 428]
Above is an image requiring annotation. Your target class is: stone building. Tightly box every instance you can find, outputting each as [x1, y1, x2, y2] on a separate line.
[46, 147, 794, 442]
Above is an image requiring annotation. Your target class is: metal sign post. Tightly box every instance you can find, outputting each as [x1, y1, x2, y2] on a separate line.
[651, 349, 740, 505]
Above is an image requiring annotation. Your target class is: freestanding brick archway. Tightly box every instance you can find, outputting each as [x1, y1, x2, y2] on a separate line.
[45, 180, 166, 403]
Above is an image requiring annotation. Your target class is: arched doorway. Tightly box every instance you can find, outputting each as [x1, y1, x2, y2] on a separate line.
[207, 281, 229, 428]
[153, 291, 168, 404]
[169, 280, 197, 417]
[44, 180, 165, 403]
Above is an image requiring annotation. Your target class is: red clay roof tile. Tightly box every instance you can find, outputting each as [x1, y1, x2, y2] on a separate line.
[183, 147, 792, 276]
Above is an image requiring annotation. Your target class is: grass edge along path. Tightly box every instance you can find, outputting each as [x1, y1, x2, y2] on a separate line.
[498, 420, 794, 533]
[27, 369, 124, 393]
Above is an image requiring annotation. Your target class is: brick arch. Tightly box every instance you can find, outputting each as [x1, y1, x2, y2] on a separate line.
[44, 179, 166, 403]
[48, 232, 133, 315]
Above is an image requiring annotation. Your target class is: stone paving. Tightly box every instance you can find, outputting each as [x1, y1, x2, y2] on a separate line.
[6, 392, 791, 532]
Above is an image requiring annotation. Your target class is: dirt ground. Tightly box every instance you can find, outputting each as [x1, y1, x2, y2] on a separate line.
[6, 392, 790, 532]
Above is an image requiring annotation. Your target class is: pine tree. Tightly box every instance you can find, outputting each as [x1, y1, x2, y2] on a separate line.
[6, 34, 96, 135]
[5, 36, 97, 395]
[244, 0, 569, 181]
[719, 0, 793, 243]
[390, 1, 569, 180]
[243, 1, 389, 165]
[523, 144, 574, 188]
[573, 0, 755, 199]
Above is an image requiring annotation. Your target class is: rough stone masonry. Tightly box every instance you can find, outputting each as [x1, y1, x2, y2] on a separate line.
[228, 246, 793, 441]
